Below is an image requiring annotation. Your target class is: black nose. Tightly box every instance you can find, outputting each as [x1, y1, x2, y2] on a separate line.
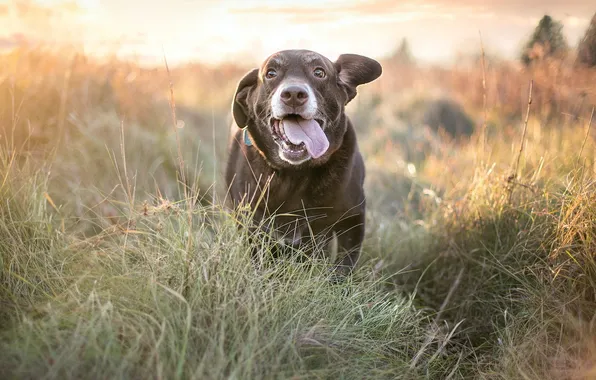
[280, 85, 309, 107]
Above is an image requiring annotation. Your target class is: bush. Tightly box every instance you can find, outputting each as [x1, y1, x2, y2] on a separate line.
[578, 13, 596, 67]
[521, 15, 568, 66]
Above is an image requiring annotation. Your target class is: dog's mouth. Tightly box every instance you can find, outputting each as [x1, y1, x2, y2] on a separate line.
[270, 115, 329, 159]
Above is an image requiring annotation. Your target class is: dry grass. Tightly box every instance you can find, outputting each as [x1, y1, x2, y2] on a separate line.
[1, 45, 596, 379]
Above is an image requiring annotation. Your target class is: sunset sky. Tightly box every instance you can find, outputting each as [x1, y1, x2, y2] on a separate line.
[1, 0, 594, 66]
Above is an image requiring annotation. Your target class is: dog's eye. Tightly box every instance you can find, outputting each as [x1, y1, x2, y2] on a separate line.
[265, 69, 277, 79]
[313, 68, 326, 78]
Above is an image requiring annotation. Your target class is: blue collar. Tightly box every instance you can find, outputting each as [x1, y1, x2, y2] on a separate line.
[243, 128, 253, 146]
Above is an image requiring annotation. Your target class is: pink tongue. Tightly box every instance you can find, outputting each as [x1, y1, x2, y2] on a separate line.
[281, 116, 329, 158]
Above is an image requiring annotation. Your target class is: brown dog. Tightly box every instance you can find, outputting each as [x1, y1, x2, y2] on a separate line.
[225, 49, 382, 274]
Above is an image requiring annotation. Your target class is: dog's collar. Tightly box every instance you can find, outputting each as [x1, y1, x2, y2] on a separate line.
[242, 127, 253, 146]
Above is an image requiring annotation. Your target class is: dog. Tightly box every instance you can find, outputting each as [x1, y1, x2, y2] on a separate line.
[225, 49, 382, 275]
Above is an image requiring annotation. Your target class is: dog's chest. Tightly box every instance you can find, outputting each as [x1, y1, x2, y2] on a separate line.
[260, 175, 334, 242]
[265, 173, 324, 210]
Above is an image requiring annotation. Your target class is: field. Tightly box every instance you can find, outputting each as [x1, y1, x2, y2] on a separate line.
[1, 45, 596, 379]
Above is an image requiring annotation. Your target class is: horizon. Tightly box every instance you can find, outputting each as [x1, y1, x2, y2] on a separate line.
[0, 0, 594, 67]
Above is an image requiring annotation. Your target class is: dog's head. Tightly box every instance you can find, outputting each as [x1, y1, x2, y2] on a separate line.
[232, 49, 382, 168]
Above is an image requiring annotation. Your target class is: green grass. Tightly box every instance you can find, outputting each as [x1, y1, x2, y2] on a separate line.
[0, 160, 460, 379]
[1, 47, 596, 379]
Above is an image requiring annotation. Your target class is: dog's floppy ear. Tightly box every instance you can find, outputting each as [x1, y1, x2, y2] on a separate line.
[335, 54, 382, 103]
[232, 68, 259, 128]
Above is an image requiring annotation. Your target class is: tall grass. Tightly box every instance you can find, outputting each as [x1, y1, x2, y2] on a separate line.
[1, 46, 596, 379]
[0, 149, 459, 379]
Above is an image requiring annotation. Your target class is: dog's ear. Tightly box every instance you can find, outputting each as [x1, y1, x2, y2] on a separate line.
[335, 54, 382, 103]
[232, 68, 259, 128]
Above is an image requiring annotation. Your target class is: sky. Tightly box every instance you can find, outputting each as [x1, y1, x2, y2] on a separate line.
[0, 0, 594, 66]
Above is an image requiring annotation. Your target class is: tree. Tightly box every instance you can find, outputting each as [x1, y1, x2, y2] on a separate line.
[577, 12, 596, 67]
[520, 15, 568, 66]
[391, 38, 414, 65]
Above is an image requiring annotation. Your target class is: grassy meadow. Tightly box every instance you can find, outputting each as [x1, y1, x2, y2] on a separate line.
[1, 45, 596, 379]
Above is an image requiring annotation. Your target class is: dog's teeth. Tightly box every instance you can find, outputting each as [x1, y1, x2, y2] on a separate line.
[279, 121, 289, 142]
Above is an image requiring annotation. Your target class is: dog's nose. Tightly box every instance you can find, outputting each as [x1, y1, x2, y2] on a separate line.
[280, 85, 309, 107]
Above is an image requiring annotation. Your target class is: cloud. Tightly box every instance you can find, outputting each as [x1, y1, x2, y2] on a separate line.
[432, 0, 594, 16]
[0, 4, 9, 16]
[13, 0, 53, 20]
[229, 0, 430, 24]
[0, 33, 28, 50]
[0, 38, 15, 50]
[3, 0, 94, 47]
[12, 0, 82, 20]
[229, 0, 593, 25]
[231, 0, 397, 16]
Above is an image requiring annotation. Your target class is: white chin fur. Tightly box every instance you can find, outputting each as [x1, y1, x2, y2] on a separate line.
[277, 150, 310, 165]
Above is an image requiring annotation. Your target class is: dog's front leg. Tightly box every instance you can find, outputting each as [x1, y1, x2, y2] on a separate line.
[332, 212, 365, 276]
